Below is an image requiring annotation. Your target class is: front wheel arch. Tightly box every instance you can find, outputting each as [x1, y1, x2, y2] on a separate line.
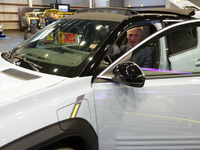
[33, 118, 98, 150]
[2, 118, 98, 150]
[39, 136, 90, 150]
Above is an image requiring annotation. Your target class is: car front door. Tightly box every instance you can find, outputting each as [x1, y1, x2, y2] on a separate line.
[93, 19, 200, 150]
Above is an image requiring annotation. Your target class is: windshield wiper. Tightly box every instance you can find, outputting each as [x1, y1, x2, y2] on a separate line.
[14, 55, 43, 72]
[1, 51, 12, 62]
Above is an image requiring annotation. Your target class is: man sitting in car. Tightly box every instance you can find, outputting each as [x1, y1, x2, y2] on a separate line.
[109, 27, 154, 68]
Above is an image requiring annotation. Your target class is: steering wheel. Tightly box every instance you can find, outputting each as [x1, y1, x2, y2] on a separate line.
[104, 54, 112, 64]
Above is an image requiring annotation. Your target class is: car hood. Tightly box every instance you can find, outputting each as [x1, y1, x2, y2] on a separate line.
[194, 11, 200, 18]
[0, 56, 66, 106]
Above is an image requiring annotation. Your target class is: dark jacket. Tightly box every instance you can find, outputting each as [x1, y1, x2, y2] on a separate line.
[131, 47, 154, 68]
[21, 15, 29, 28]
[121, 45, 154, 68]
[45, 17, 52, 26]
[109, 44, 154, 68]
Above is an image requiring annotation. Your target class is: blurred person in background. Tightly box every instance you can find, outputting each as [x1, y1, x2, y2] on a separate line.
[53, 14, 58, 22]
[21, 12, 29, 40]
[37, 15, 45, 29]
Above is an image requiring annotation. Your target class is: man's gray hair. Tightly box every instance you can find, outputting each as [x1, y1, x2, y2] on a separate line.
[127, 26, 143, 36]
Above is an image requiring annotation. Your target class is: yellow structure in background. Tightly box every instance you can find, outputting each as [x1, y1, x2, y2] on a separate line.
[27, 12, 44, 24]
[43, 9, 75, 19]
[27, 9, 75, 25]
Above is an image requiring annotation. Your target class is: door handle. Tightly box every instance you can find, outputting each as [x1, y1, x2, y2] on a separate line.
[195, 59, 200, 67]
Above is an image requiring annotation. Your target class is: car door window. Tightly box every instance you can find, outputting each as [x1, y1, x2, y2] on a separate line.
[166, 27, 197, 55]
[166, 27, 198, 72]
[96, 24, 158, 75]
[100, 21, 200, 78]
[136, 25, 199, 76]
[115, 25, 157, 52]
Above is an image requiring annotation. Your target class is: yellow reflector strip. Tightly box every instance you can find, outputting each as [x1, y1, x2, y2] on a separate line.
[71, 104, 80, 118]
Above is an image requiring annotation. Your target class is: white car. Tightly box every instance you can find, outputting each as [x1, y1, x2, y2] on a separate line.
[1, 8, 200, 150]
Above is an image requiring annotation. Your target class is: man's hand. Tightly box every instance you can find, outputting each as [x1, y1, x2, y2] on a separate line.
[90, 44, 98, 50]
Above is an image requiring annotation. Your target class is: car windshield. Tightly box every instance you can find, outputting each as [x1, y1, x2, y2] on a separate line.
[9, 19, 118, 77]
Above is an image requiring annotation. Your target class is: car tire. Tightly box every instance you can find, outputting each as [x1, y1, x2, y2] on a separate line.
[41, 146, 74, 150]
[40, 142, 75, 150]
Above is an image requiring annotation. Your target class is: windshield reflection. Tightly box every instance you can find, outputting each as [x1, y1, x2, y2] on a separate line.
[8, 19, 118, 77]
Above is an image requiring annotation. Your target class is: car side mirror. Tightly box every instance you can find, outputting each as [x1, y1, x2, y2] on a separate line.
[113, 62, 145, 87]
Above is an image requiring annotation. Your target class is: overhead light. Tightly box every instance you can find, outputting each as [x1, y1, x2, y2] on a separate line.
[80, 41, 85, 46]
[54, 68, 58, 72]
[96, 25, 102, 30]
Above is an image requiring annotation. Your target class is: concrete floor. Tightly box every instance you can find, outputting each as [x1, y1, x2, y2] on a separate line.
[0, 31, 28, 53]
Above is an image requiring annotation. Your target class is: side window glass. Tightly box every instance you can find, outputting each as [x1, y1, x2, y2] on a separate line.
[118, 24, 200, 77]
[100, 22, 200, 79]
[107, 25, 157, 63]
[96, 25, 158, 75]
[167, 26, 199, 72]
[131, 40, 160, 69]
[166, 27, 197, 55]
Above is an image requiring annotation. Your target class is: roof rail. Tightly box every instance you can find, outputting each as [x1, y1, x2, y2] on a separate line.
[76, 7, 195, 17]
[76, 7, 138, 16]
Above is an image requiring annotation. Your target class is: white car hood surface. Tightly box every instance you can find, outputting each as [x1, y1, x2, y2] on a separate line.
[0, 56, 66, 106]
[0, 55, 93, 148]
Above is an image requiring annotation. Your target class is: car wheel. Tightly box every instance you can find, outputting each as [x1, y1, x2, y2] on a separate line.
[40, 142, 75, 150]
[41, 146, 74, 150]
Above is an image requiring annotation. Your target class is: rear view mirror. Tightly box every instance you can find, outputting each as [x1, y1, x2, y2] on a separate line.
[113, 62, 145, 87]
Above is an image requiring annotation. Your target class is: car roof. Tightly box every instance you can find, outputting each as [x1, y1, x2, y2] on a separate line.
[76, 7, 195, 17]
[63, 12, 129, 22]
[76, 7, 137, 16]
[63, 7, 195, 22]
[137, 8, 195, 17]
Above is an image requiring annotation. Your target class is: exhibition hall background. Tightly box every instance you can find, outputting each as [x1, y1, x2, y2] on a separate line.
[0, 0, 166, 31]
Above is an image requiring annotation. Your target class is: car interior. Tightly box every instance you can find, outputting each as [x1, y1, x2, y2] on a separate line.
[114, 25, 159, 68]
[97, 25, 160, 75]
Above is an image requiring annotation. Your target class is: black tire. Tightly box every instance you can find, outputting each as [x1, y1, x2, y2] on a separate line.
[40, 142, 74, 150]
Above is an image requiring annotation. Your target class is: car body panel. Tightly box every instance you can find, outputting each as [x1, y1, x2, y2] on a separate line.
[93, 76, 200, 149]
[0, 56, 66, 105]
[93, 19, 200, 149]
[0, 69, 96, 147]
[2, 118, 98, 150]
